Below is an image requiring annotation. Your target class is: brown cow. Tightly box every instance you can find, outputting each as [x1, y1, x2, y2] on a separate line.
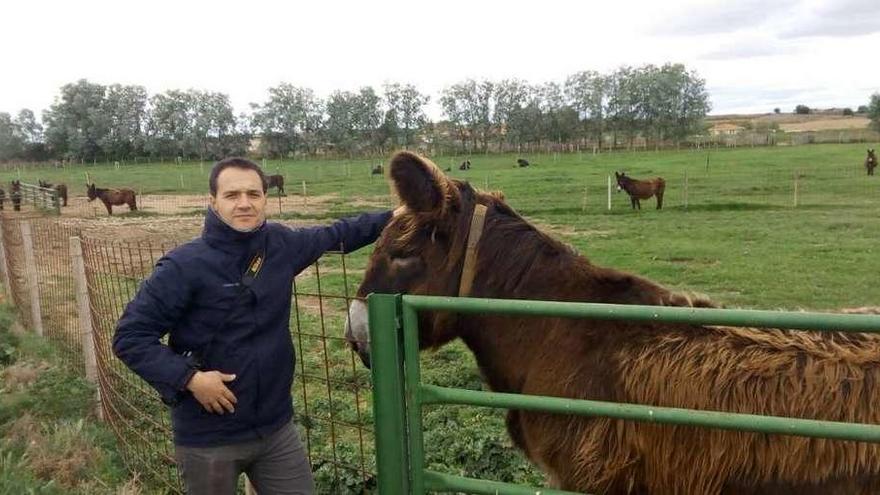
[345, 151, 880, 494]
[86, 183, 137, 215]
[616, 171, 665, 210]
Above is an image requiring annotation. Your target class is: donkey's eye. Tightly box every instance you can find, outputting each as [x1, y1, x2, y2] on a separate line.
[390, 256, 423, 275]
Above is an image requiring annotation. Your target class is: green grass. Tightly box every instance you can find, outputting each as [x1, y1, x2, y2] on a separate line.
[6, 143, 879, 490]
[0, 305, 141, 494]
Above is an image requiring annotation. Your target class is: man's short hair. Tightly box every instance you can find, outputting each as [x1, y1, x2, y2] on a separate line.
[209, 157, 268, 196]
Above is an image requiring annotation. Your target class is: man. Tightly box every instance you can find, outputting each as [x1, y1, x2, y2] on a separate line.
[113, 157, 393, 494]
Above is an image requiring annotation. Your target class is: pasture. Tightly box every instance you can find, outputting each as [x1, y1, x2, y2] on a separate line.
[2, 143, 878, 490]
[3, 143, 877, 309]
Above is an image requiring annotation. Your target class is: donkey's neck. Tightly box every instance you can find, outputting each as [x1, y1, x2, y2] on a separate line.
[455, 215, 589, 393]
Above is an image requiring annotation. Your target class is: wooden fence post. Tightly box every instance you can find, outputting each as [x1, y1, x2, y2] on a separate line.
[20, 221, 44, 337]
[69, 236, 103, 420]
[0, 230, 11, 297]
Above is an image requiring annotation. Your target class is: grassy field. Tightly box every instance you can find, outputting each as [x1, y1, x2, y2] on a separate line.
[7, 144, 873, 309]
[5, 142, 879, 491]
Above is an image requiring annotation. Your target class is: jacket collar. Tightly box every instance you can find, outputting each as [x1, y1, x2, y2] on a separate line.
[202, 207, 267, 255]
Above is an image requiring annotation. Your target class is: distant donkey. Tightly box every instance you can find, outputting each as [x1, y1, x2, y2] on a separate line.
[866, 149, 877, 176]
[10, 180, 21, 211]
[371, 164, 384, 176]
[266, 174, 285, 194]
[86, 183, 137, 215]
[38, 180, 68, 206]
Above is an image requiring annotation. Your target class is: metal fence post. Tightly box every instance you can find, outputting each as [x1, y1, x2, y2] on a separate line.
[69, 236, 103, 420]
[20, 221, 44, 337]
[368, 293, 410, 494]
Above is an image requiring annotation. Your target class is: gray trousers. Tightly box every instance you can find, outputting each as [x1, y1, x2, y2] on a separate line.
[175, 421, 315, 495]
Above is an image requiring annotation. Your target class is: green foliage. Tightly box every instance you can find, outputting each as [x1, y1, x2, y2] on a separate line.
[868, 93, 880, 132]
[0, 307, 136, 493]
[794, 104, 811, 114]
[842, 107, 854, 116]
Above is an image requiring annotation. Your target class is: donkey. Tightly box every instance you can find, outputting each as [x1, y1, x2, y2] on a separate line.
[266, 174, 285, 194]
[517, 158, 530, 167]
[86, 183, 137, 215]
[10, 180, 21, 211]
[38, 180, 68, 207]
[615, 171, 665, 210]
[345, 151, 880, 494]
[867, 149, 877, 176]
[372, 164, 384, 176]
[459, 159, 471, 170]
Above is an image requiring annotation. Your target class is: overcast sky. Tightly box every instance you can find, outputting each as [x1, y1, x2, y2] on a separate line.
[1, 0, 878, 120]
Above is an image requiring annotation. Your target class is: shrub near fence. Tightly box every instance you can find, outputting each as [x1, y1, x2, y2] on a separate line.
[0, 211, 378, 493]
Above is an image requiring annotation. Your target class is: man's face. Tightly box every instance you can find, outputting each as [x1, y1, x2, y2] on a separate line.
[210, 167, 267, 231]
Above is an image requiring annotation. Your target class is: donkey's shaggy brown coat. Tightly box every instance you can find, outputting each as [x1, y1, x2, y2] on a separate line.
[352, 151, 880, 494]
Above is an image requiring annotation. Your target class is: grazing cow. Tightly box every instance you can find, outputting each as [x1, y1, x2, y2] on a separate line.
[266, 174, 285, 194]
[86, 183, 138, 215]
[345, 151, 880, 494]
[866, 149, 877, 176]
[615, 171, 665, 210]
[38, 180, 68, 207]
[459, 159, 471, 170]
[517, 158, 530, 167]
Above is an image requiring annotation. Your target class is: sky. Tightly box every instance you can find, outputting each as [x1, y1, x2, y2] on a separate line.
[1, 0, 878, 120]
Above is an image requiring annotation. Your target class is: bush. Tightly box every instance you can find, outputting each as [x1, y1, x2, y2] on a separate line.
[842, 108, 854, 116]
[773, 108, 781, 114]
[794, 104, 811, 115]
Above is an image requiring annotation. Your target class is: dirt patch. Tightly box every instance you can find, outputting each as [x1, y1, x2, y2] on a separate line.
[779, 117, 870, 132]
[1, 360, 48, 390]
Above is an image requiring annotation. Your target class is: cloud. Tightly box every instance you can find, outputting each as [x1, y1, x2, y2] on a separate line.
[779, 0, 880, 38]
[650, 0, 800, 35]
[699, 38, 799, 60]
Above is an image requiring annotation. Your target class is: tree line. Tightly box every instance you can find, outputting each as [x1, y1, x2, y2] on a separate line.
[2, 64, 722, 162]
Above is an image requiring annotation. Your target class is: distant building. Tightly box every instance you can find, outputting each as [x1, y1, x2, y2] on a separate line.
[709, 123, 744, 135]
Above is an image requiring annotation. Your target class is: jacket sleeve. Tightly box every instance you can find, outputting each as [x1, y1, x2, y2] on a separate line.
[112, 256, 195, 405]
[283, 210, 393, 267]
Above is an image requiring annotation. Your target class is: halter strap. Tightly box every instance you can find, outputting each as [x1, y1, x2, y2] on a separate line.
[458, 204, 488, 297]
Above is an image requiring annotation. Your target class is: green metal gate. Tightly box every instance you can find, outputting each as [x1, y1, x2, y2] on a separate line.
[368, 293, 880, 494]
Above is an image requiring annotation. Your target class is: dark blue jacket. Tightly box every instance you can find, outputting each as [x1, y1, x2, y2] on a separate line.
[113, 207, 391, 447]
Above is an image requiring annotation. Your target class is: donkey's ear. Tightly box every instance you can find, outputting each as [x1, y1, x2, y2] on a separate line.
[389, 151, 450, 212]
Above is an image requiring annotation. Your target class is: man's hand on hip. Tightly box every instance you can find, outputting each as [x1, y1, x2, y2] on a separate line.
[186, 370, 238, 414]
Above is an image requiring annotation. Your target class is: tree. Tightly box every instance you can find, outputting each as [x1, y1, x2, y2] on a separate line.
[13, 109, 47, 161]
[383, 83, 429, 148]
[100, 84, 148, 159]
[774, 108, 781, 114]
[565, 71, 607, 145]
[857, 105, 869, 114]
[539, 81, 579, 144]
[794, 104, 811, 115]
[491, 79, 531, 150]
[146, 89, 196, 158]
[250, 84, 324, 157]
[0, 112, 25, 160]
[440, 79, 494, 152]
[868, 93, 880, 132]
[842, 108, 854, 116]
[43, 79, 110, 160]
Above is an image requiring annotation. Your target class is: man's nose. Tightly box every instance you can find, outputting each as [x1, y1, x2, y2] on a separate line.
[235, 195, 253, 209]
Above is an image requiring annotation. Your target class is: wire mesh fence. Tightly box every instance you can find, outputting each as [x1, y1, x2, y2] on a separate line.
[30, 218, 84, 373]
[0, 219, 378, 493]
